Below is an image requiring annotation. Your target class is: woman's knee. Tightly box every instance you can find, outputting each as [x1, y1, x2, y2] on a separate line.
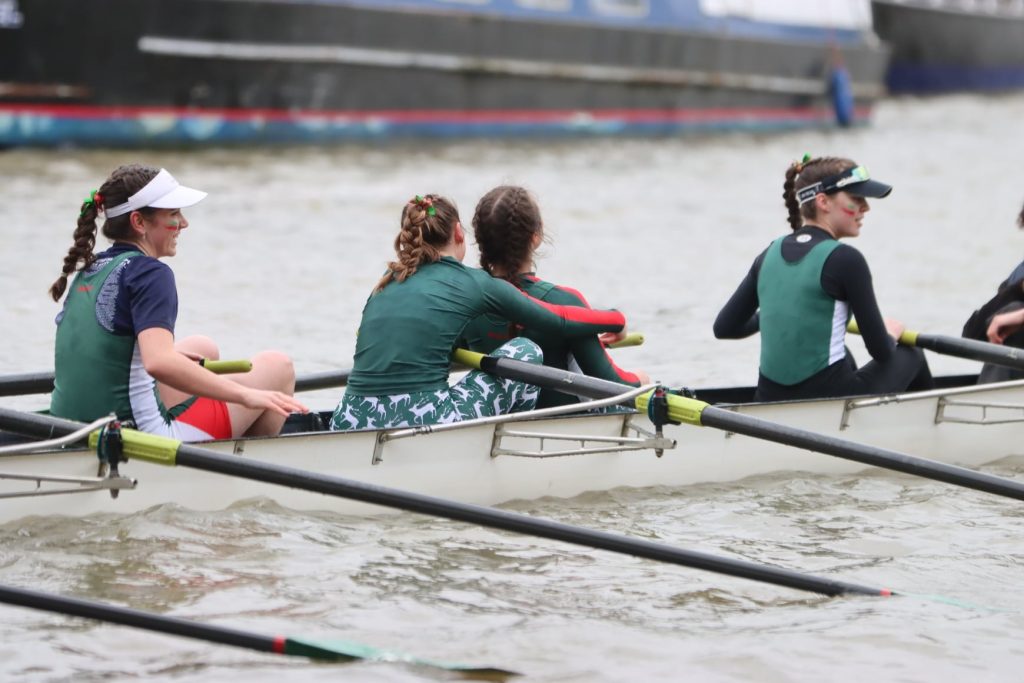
[495, 337, 543, 364]
[252, 350, 296, 386]
[176, 334, 220, 360]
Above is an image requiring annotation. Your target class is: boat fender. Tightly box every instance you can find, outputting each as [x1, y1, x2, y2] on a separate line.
[830, 66, 855, 127]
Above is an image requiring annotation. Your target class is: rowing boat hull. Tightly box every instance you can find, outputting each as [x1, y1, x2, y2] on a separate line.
[2, 378, 1023, 523]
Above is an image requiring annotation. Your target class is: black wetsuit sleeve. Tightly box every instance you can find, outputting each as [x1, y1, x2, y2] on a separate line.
[821, 245, 895, 361]
[713, 251, 765, 339]
[546, 287, 642, 385]
[962, 278, 1024, 340]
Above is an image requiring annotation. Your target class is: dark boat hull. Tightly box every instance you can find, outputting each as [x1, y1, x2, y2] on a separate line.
[0, 0, 889, 146]
[872, 0, 1024, 93]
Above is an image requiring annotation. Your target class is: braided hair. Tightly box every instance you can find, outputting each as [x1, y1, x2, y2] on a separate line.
[782, 156, 857, 231]
[374, 194, 461, 293]
[1017, 198, 1024, 229]
[472, 185, 544, 284]
[49, 164, 160, 302]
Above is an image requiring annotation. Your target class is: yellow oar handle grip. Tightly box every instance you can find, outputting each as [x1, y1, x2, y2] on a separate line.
[898, 330, 919, 346]
[634, 390, 708, 426]
[453, 349, 484, 369]
[200, 359, 253, 374]
[846, 319, 919, 347]
[89, 427, 180, 466]
[606, 332, 644, 349]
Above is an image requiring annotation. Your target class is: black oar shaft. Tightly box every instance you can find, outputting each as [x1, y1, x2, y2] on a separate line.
[470, 353, 1024, 503]
[0, 408, 885, 597]
[294, 369, 351, 393]
[0, 369, 352, 398]
[0, 372, 52, 398]
[0, 584, 276, 653]
[916, 333, 1024, 371]
[699, 407, 1024, 502]
[476, 354, 630, 401]
[173, 443, 882, 597]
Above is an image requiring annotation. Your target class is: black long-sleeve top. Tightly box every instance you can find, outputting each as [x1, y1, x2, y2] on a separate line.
[713, 226, 896, 363]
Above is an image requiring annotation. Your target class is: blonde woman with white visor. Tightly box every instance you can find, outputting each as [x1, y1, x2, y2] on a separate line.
[49, 164, 306, 441]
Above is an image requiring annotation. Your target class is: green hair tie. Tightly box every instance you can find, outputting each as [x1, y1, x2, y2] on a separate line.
[79, 189, 101, 217]
[413, 194, 437, 216]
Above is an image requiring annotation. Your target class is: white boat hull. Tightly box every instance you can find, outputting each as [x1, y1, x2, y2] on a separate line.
[2, 379, 1023, 523]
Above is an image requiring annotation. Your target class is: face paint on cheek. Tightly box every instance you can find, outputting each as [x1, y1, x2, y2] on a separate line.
[165, 221, 181, 231]
[840, 203, 859, 217]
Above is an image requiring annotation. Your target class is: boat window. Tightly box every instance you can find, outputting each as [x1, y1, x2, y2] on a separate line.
[515, 0, 572, 11]
[589, 0, 649, 18]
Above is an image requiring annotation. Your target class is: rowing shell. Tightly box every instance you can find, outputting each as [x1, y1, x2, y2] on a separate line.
[1, 375, 1023, 524]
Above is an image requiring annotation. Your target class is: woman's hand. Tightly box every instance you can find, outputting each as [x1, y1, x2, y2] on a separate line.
[883, 317, 905, 342]
[238, 388, 309, 417]
[987, 308, 1024, 344]
[599, 331, 627, 346]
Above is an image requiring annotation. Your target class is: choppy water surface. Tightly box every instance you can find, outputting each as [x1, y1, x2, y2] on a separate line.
[2, 94, 1024, 681]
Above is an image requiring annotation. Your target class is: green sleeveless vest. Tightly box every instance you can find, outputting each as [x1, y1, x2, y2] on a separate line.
[757, 237, 844, 385]
[51, 251, 144, 422]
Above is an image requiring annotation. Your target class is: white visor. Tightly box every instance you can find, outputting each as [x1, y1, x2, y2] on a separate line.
[104, 169, 207, 218]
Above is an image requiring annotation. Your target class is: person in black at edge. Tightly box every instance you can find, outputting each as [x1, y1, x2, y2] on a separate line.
[713, 155, 933, 401]
[961, 199, 1024, 383]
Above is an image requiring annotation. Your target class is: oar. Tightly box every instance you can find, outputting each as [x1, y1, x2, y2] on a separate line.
[0, 365, 352, 398]
[295, 368, 352, 392]
[0, 583, 515, 679]
[451, 349, 1024, 503]
[0, 408, 889, 597]
[604, 332, 645, 349]
[848, 320, 1024, 372]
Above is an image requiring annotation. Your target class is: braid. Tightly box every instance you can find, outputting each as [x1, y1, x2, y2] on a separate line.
[782, 164, 802, 232]
[782, 156, 857, 230]
[375, 194, 459, 293]
[473, 185, 543, 284]
[1017, 199, 1024, 229]
[49, 163, 160, 302]
[49, 204, 100, 301]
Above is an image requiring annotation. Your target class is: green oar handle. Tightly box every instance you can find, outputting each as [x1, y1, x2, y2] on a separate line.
[605, 332, 644, 349]
[199, 359, 252, 374]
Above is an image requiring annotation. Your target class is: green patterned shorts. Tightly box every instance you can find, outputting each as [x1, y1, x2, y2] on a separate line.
[330, 337, 543, 431]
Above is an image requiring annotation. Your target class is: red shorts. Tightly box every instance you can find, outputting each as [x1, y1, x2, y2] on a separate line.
[176, 396, 233, 440]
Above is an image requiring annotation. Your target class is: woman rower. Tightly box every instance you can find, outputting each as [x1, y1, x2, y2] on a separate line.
[713, 155, 933, 401]
[962, 198, 1024, 382]
[330, 193, 626, 431]
[460, 185, 649, 408]
[49, 163, 306, 441]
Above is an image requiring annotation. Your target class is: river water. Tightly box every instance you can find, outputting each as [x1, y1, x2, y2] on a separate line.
[1, 93, 1024, 681]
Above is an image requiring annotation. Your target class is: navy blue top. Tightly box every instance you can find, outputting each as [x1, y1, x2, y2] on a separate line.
[55, 243, 178, 337]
